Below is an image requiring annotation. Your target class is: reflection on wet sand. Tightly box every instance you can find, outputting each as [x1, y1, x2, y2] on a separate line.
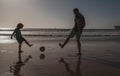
[59, 41, 82, 76]
[9, 51, 32, 76]
[59, 54, 81, 76]
[59, 55, 82, 76]
[40, 54, 45, 60]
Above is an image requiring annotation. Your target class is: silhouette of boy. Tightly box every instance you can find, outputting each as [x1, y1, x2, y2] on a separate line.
[11, 23, 33, 52]
[9, 55, 32, 76]
[59, 8, 85, 54]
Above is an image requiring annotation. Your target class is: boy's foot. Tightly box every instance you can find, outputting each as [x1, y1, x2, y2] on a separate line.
[59, 43, 64, 48]
[16, 61, 23, 64]
[28, 55, 32, 58]
[20, 50, 23, 53]
[59, 58, 64, 63]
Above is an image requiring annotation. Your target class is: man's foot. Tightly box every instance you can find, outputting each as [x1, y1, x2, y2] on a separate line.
[59, 58, 64, 63]
[59, 43, 64, 48]
[77, 52, 81, 55]
[29, 44, 33, 47]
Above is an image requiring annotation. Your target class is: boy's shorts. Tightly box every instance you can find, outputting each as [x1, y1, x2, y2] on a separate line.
[16, 37, 25, 44]
[69, 29, 83, 40]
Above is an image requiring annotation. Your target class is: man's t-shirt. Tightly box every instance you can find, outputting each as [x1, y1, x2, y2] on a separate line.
[73, 13, 85, 32]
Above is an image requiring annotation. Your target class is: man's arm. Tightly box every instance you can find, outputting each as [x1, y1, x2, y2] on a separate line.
[76, 18, 81, 32]
[76, 16, 85, 32]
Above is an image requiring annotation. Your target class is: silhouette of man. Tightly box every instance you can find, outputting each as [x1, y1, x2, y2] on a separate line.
[59, 8, 85, 54]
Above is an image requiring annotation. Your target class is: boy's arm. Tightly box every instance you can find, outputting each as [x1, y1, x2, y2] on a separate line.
[11, 29, 15, 39]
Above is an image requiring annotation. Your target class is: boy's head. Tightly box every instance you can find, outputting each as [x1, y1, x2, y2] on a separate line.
[17, 23, 24, 29]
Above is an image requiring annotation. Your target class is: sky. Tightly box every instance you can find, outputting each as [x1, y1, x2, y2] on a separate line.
[0, 0, 120, 29]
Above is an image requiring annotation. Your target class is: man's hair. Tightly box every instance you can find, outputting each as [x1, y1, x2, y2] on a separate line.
[73, 8, 79, 13]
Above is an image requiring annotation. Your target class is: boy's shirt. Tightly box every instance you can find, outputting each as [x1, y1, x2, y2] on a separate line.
[14, 28, 22, 38]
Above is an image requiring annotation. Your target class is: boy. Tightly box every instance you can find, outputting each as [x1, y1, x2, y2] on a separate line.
[11, 23, 33, 52]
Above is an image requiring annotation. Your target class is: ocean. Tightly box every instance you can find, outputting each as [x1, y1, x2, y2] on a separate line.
[0, 28, 120, 42]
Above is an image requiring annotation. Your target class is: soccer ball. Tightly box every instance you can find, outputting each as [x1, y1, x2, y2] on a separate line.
[40, 46, 45, 52]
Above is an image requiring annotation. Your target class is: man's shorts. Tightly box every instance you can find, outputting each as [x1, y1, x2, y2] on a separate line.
[68, 29, 83, 40]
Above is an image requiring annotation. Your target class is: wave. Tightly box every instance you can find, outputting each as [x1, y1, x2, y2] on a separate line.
[0, 28, 120, 38]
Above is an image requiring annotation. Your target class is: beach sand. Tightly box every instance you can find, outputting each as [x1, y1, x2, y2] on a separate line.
[0, 40, 120, 76]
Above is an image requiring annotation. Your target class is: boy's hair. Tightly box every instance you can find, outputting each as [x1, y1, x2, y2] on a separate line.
[17, 23, 24, 29]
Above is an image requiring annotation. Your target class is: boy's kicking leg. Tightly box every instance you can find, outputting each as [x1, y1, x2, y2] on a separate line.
[23, 38, 33, 47]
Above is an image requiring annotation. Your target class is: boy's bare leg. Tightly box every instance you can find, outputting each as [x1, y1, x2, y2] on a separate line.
[23, 38, 33, 47]
[19, 44, 21, 52]
[19, 44, 23, 53]
[18, 44, 23, 63]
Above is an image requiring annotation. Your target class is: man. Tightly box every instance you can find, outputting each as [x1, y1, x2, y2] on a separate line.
[59, 8, 85, 54]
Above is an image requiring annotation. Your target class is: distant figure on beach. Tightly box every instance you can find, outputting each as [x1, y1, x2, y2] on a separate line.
[11, 23, 33, 52]
[59, 8, 85, 54]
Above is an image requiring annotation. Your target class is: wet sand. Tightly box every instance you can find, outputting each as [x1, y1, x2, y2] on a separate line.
[0, 40, 120, 76]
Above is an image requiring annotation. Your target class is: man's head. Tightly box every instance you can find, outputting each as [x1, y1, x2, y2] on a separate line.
[17, 23, 24, 29]
[73, 8, 79, 15]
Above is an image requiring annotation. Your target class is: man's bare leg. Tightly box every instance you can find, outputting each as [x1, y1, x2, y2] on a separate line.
[59, 37, 70, 48]
[76, 39, 81, 54]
